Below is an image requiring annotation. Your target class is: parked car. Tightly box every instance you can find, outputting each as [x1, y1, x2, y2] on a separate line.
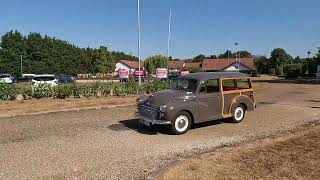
[0, 74, 13, 84]
[19, 74, 35, 82]
[32, 74, 58, 86]
[58, 75, 75, 84]
[136, 72, 256, 134]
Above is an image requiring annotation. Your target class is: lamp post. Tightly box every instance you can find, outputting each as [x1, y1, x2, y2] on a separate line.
[306, 51, 311, 75]
[137, 0, 141, 85]
[235, 42, 239, 72]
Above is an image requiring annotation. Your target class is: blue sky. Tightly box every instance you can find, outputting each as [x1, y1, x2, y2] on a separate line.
[0, 0, 319, 59]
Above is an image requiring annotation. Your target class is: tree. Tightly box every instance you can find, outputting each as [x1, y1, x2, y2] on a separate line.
[192, 54, 206, 62]
[144, 55, 168, 74]
[270, 48, 290, 67]
[0, 30, 137, 75]
[254, 56, 270, 74]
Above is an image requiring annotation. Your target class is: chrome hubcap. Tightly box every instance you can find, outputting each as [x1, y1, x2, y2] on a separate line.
[175, 115, 189, 132]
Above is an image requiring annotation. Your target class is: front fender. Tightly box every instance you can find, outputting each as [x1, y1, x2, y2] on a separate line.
[165, 99, 198, 122]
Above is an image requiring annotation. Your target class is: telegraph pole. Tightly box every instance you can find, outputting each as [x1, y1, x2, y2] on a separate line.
[235, 42, 239, 72]
[137, 0, 141, 84]
[167, 9, 172, 71]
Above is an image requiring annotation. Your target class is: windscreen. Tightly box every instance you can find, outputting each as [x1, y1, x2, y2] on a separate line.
[172, 78, 198, 92]
[0, 75, 10, 78]
[33, 76, 55, 81]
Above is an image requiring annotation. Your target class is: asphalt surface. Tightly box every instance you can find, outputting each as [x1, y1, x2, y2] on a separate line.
[0, 83, 320, 179]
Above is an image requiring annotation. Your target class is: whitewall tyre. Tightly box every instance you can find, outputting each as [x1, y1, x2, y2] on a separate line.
[171, 111, 192, 135]
[231, 104, 246, 123]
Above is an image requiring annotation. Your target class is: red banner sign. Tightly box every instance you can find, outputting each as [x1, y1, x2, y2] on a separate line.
[156, 68, 168, 79]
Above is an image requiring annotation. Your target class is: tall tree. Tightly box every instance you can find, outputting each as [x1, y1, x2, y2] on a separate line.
[144, 55, 168, 74]
[192, 54, 206, 62]
[270, 48, 290, 67]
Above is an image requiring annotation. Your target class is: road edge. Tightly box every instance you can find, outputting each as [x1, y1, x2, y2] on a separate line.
[0, 103, 136, 119]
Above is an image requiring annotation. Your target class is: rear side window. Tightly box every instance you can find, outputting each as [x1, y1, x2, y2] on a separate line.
[223, 79, 236, 91]
[34, 76, 55, 81]
[237, 79, 251, 89]
[199, 79, 220, 93]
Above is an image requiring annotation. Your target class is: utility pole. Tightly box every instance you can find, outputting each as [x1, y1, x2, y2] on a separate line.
[167, 9, 172, 72]
[235, 43, 239, 72]
[306, 51, 311, 75]
[137, 0, 141, 85]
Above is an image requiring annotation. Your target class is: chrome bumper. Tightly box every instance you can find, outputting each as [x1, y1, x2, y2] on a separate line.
[137, 113, 171, 125]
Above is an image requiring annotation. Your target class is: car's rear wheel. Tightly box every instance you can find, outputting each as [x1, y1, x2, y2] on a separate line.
[171, 111, 192, 135]
[230, 104, 246, 123]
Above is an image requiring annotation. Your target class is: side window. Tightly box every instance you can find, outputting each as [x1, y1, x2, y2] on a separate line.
[206, 79, 219, 93]
[223, 79, 236, 91]
[237, 79, 251, 89]
[199, 79, 220, 93]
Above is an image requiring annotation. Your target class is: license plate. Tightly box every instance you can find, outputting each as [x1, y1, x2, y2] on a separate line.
[139, 119, 150, 126]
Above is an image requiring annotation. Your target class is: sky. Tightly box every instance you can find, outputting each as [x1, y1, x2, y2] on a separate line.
[0, 0, 319, 59]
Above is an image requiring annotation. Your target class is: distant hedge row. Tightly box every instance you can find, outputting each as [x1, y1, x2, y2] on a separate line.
[0, 81, 170, 101]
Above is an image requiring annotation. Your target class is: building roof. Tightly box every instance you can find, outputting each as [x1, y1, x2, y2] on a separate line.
[119, 60, 143, 69]
[169, 60, 185, 69]
[180, 72, 249, 81]
[202, 58, 254, 71]
[185, 62, 202, 68]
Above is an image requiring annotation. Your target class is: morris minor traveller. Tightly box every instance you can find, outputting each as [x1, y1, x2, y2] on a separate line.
[137, 72, 255, 134]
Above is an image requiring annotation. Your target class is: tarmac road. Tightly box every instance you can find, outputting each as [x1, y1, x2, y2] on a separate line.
[0, 83, 320, 179]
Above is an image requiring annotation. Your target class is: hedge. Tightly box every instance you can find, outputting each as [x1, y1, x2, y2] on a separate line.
[0, 80, 171, 101]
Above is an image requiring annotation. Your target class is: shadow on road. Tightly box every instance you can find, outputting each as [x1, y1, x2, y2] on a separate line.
[108, 118, 232, 135]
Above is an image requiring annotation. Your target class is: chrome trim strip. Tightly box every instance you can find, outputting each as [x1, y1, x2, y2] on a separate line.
[137, 114, 171, 125]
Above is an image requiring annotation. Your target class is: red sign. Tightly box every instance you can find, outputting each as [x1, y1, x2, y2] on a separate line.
[180, 71, 190, 75]
[134, 70, 144, 76]
[118, 69, 129, 79]
[156, 68, 168, 79]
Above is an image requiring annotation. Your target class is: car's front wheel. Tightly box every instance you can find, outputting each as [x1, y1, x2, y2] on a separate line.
[230, 104, 246, 123]
[171, 111, 192, 135]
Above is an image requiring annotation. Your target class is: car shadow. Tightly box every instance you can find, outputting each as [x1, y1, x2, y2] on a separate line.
[108, 119, 170, 135]
[108, 118, 232, 135]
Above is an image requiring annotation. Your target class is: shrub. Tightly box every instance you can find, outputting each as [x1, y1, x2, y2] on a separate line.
[251, 69, 258, 77]
[275, 65, 284, 76]
[20, 84, 33, 100]
[0, 83, 18, 101]
[31, 83, 54, 99]
[284, 64, 303, 78]
[54, 83, 75, 99]
[268, 68, 276, 75]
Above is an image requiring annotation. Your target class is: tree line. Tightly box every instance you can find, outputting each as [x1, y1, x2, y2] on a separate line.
[1, 30, 319, 77]
[0, 30, 138, 76]
[255, 48, 320, 77]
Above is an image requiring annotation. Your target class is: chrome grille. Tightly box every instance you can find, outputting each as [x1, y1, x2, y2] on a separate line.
[138, 105, 159, 119]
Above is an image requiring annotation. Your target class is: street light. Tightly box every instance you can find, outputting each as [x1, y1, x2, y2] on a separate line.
[235, 42, 239, 72]
[306, 51, 311, 75]
[137, 0, 141, 85]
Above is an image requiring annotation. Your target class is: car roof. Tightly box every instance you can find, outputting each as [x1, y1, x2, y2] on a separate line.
[34, 74, 55, 77]
[179, 72, 249, 81]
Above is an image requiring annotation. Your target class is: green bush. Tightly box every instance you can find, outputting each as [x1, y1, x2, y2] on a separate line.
[0, 80, 172, 101]
[268, 68, 276, 75]
[284, 64, 303, 78]
[251, 69, 258, 77]
[20, 85, 33, 100]
[275, 65, 283, 76]
[31, 83, 54, 99]
[0, 83, 18, 101]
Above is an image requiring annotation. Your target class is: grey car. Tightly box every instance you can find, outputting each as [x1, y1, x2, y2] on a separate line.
[136, 72, 256, 134]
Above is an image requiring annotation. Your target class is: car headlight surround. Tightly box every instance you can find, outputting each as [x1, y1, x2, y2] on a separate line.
[159, 105, 167, 113]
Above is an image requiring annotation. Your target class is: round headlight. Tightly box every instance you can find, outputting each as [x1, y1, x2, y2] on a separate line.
[159, 105, 167, 112]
